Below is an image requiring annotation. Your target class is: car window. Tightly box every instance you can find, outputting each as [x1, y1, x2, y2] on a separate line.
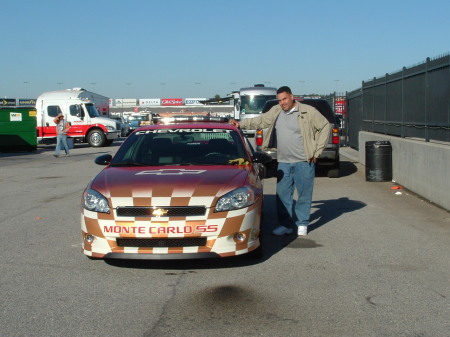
[47, 105, 62, 118]
[261, 100, 279, 113]
[300, 100, 336, 124]
[111, 128, 251, 166]
[69, 104, 82, 117]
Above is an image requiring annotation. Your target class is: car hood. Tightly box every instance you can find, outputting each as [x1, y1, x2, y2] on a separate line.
[89, 166, 250, 208]
[91, 117, 117, 127]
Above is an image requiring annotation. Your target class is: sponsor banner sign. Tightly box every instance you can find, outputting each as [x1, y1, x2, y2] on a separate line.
[18, 99, 36, 106]
[185, 98, 207, 105]
[335, 98, 347, 116]
[0, 98, 16, 106]
[139, 98, 161, 106]
[10, 112, 22, 121]
[161, 98, 183, 106]
[115, 98, 137, 107]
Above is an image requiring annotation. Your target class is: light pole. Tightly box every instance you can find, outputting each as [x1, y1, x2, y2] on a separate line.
[334, 80, 340, 93]
[230, 82, 237, 94]
[125, 82, 132, 97]
[160, 83, 166, 97]
[23, 81, 29, 97]
[298, 80, 305, 96]
[194, 82, 201, 97]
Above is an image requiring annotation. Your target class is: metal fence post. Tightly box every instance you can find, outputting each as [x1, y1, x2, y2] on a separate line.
[425, 57, 430, 142]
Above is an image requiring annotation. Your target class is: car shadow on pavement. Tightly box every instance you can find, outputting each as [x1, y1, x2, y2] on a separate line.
[104, 253, 267, 270]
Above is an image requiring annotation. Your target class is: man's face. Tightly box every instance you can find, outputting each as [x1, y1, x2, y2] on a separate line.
[277, 91, 295, 111]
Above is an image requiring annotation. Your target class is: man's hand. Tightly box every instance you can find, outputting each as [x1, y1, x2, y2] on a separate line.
[308, 157, 317, 164]
[229, 119, 240, 128]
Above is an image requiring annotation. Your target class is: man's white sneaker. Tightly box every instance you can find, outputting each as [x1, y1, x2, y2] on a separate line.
[297, 226, 308, 236]
[272, 226, 294, 236]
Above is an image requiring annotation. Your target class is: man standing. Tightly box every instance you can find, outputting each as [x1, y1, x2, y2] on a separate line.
[53, 113, 71, 157]
[230, 86, 330, 236]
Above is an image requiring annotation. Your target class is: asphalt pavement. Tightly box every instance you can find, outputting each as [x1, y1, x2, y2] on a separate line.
[0, 141, 449, 337]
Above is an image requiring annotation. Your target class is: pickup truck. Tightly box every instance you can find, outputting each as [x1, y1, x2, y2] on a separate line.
[258, 98, 340, 178]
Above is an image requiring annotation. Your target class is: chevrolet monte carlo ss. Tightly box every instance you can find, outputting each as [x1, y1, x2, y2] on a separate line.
[81, 116, 272, 260]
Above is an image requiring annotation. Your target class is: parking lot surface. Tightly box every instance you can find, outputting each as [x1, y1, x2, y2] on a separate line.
[1, 142, 449, 337]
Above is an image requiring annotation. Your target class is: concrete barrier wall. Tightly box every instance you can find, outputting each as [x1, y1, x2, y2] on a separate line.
[358, 131, 450, 211]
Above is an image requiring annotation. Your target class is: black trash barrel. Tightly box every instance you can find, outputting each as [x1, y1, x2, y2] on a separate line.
[365, 141, 392, 182]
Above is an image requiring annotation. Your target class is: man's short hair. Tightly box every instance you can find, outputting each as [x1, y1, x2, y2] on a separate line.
[277, 86, 292, 95]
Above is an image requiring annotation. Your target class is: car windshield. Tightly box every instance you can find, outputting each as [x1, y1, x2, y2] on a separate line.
[240, 95, 276, 114]
[85, 103, 100, 118]
[110, 127, 250, 166]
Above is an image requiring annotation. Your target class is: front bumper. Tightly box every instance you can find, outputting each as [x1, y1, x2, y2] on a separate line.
[81, 202, 262, 260]
[106, 131, 120, 140]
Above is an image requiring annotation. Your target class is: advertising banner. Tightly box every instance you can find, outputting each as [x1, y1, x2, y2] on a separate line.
[18, 99, 36, 106]
[161, 98, 183, 106]
[139, 98, 161, 106]
[0, 99, 16, 106]
[335, 98, 347, 116]
[10, 112, 22, 121]
[115, 98, 137, 107]
[185, 98, 207, 105]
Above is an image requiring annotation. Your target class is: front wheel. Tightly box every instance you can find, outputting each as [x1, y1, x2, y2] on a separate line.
[87, 129, 106, 147]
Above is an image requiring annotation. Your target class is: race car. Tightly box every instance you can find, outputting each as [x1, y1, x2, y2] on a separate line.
[81, 116, 272, 260]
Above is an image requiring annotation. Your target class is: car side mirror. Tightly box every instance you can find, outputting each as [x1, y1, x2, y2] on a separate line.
[252, 151, 273, 165]
[95, 154, 112, 166]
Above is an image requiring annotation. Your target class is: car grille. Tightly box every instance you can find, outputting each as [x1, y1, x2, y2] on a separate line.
[116, 237, 207, 248]
[116, 206, 206, 217]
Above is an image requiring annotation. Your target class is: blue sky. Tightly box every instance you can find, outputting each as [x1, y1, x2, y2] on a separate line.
[1, 0, 449, 100]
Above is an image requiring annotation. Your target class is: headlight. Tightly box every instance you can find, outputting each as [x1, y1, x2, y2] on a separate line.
[106, 125, 116, 131]
[215, 186, 255, 212]
[83, 188, 110, 213]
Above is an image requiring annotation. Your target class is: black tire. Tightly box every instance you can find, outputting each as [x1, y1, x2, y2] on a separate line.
[87, 129, 106, 147]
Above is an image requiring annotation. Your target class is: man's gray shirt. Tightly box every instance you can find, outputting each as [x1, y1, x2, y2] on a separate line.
[275, 108, 307, 163]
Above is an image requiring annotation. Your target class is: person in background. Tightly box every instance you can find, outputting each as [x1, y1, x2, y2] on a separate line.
[53, 113, 71, 157]
[229, 86, 331, 236]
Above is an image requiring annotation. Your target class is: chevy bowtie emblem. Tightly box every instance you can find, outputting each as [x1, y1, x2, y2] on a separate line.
[136, 169, 206, 175]
[152, 208, 169, 217]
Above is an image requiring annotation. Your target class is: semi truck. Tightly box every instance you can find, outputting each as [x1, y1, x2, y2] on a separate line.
[35, 88, 120, 147]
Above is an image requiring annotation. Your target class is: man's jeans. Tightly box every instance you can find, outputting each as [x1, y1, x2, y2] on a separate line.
[55, 134, 69, 156]
[276, 161, 315, 228]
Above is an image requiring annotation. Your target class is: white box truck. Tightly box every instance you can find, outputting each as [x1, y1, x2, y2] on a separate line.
[35, 88, 120, 147]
